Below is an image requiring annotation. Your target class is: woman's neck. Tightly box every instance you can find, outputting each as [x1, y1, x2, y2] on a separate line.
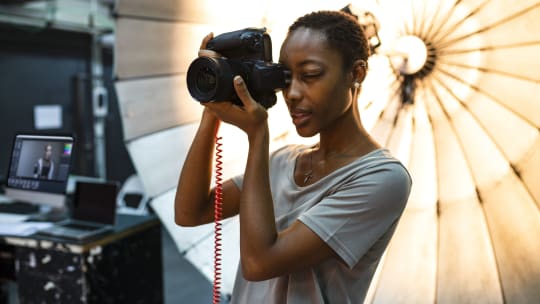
[317, 109, 379, 160]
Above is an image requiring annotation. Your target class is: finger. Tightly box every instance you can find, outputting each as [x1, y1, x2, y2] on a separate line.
[198, 49, 221, 58]
[233, 76, 256, 110]
[199, 32, 213, 50]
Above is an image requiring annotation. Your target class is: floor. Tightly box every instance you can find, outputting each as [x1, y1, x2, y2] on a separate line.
[162, 227, 231, 304]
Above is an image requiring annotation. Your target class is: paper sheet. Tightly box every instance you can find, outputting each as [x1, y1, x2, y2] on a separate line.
[0, 220, 53, 236]
[34, 104, 63, 130]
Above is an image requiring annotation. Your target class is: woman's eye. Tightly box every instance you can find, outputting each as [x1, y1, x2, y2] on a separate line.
[302, 72, 321, 79]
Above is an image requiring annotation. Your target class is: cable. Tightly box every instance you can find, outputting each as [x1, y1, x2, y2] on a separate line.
[213, 135, 224, 304]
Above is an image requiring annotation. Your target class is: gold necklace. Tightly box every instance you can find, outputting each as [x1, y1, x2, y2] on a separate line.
[302, 142, 364, 184]
[303, 145, 317, 184]
[303, 154, 313, 184]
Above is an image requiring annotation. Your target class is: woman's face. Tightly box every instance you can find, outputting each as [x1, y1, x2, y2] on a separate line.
[44, 145, 52, 160]
[279, 27, 354, 137]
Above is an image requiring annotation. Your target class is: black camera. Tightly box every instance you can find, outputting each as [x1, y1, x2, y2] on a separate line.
[186, 28, 290, 109]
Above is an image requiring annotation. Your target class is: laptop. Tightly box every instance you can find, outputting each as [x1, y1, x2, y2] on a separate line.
[37, 180, 118, 241]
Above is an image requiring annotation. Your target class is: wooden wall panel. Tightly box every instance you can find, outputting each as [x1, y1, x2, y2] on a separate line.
[116, 0, 208, 22]
[126, 123, 198, 198]
[115, 75, 203, 140]
[116, 0, 264, 25]
[115, 18, 209, 79]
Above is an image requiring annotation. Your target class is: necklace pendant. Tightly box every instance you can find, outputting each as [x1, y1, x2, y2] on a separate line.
[303, 170, 313, 184]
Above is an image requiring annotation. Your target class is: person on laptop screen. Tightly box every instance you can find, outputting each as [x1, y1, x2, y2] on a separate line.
[5, 134, 74, 214]
[33, 144, 55, 180]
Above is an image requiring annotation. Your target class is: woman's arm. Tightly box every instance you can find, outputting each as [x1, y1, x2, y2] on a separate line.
[174, 109, 241, 226]
[175, 32, 241, 227]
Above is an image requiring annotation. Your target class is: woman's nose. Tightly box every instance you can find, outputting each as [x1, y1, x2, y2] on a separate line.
[283, 78, 302, 105]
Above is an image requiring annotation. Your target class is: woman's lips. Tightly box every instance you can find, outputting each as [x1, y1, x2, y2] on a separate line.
[290, 109, 312, 127]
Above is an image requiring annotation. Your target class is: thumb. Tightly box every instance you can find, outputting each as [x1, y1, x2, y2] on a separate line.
[233, 76, 256, 109]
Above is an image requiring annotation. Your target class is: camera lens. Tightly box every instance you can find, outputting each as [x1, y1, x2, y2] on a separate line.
[196, 67, 216, 93]
[186, 56, 234, 103]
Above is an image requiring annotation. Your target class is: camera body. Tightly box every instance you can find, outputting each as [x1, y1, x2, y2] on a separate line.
[186, 28, 290, 109]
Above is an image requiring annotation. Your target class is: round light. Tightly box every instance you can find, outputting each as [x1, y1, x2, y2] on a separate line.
[391, 35, 428, 75]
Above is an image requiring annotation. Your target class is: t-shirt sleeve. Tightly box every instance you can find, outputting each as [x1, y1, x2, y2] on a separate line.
[231, 174, 244, 190]
[298, 162, 411, 268]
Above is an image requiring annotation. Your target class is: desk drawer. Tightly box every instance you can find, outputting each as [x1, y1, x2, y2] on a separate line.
[11, 218, 163, 303]
[0, 244, 15, 281]
[17, 272, 84, 304]
[16, 247, 83, 277]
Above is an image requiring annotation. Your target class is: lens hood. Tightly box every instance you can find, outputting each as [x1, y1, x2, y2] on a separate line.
[186, 56, 234, 103]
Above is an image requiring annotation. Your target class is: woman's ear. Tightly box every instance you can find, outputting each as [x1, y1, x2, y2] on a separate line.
[352, 59, 368, 84]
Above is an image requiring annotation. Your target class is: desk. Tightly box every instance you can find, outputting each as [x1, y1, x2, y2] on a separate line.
[0, 214, 163, 304]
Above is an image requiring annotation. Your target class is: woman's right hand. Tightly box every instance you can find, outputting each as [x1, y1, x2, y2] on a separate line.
[198, 32, 220, 58]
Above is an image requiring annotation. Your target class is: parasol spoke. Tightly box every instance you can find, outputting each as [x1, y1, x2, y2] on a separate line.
[429, 0, 490, 45]
[414, 0, 428, 36]
[417, 0, 446, 40]
[438, 40, 540, 54]
[438, 59, 540, 83]
[422, 0, 461, 42]
[432, 63, 539, 127]
[436, 2, 540, 49]
[409, 0, 419, 35]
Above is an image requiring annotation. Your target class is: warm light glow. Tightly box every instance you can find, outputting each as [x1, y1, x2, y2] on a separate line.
[114, 0, 540, 301]
[391, 35, 428, 75]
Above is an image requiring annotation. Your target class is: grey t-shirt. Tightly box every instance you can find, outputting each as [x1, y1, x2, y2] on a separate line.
[230, 145, 412, 304]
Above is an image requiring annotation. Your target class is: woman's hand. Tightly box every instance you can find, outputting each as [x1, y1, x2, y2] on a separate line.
[205, 76, 268, 139]
[197, 32, 268, 138]
[198, 32, 220, 58]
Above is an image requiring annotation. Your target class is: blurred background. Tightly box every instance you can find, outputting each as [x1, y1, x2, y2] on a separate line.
[1, 0, 539, 303]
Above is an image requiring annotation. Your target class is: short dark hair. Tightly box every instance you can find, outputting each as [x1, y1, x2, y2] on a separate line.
[288, 10, 370, 69]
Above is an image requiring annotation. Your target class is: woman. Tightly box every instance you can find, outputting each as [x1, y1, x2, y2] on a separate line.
[34, 144, 54, 180]
[175, 10, 412, 303]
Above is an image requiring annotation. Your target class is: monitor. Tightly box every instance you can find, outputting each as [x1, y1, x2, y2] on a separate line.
[4, 134, 74, 210]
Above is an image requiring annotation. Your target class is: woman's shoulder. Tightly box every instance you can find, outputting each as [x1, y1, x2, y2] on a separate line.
[348, 148, 412, 189]
[357, 148, 407, 169]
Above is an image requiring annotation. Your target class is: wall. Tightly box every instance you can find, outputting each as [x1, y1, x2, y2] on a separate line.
[0, 22, 135, 185]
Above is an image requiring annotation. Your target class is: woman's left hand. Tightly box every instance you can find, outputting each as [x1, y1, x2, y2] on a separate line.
[204, 76, 268, 138]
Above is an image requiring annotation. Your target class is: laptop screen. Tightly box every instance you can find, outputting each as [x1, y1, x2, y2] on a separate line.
[6, 134, 74, 195]
[72, 181, 118, 225]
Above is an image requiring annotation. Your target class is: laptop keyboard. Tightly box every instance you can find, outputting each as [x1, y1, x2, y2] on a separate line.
[0, 202, 39, 214]
[62, 222, 101, 231]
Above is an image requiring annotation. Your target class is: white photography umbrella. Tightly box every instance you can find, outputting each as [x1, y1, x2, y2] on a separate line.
[353, 1, 540, 303]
